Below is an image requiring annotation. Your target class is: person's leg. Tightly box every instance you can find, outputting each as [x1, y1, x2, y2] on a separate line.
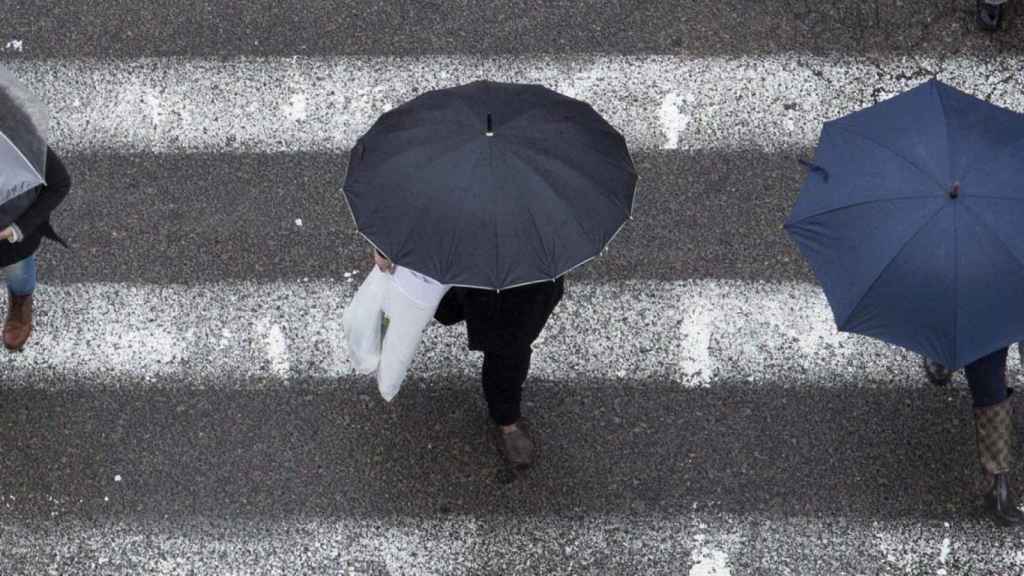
[965, 347, 1024, 527]
[4, 254, 37, 296]
[481, 347, 534, 466]
[922, 355, 952, 385]
[978, 0, 1007, 31]
[2, 255, 36, 351]
[482, 347, 531, 426]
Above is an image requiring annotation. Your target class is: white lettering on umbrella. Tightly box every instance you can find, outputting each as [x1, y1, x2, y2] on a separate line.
[3, 40, 24, 53]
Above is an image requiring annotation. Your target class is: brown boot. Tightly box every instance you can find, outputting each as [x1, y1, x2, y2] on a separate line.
[974, 399, 1024, 527]
[3, 292, 33, 351]
[496, 420, 535, 469]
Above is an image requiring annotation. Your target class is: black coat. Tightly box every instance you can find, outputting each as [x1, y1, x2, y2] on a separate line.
[0, 147, 70, 268]
[434, 277, 565, 353]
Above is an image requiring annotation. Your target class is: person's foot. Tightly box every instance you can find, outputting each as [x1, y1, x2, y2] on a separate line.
[977, 0, 1004, 31]
[497, 421, 535, 469]
[983, 473, 1024, 527]
[3, 293, 33, 351]
[922, 356, 952, 386]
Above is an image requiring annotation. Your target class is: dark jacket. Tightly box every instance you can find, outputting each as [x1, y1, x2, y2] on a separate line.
[0, 146, 70, 268]
[434, 277, 565, 353]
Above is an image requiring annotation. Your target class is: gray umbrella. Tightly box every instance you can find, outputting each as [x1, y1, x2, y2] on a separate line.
[0, 65, 47, 229]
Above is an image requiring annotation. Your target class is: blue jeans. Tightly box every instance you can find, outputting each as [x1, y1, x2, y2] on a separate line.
[3, 255, 37, 296]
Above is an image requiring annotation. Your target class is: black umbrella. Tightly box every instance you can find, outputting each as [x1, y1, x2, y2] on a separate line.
[343, 80, 637, 290]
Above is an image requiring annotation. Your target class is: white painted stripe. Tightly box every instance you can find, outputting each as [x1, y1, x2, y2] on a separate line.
[1, 514, 1022, 575]
[3, 55, 1022, 153]
[1, 279, 1019, 387]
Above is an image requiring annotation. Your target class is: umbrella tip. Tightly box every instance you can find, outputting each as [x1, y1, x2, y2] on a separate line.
[486, 113, 493, 136]
[949, 182, 960, 199]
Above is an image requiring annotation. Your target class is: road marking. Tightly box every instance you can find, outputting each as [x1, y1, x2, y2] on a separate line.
[3, 279, 1018, 387]
[1, 514, 1022, 575]
[3, 55, 1021, 153]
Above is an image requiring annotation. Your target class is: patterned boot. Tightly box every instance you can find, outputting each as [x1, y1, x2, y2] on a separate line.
[974, 399, 1024, 527]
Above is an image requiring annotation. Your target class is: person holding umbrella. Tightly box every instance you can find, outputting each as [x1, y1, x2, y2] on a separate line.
[0, 67, 70, 351]
[785, 79, 1024, 526]
[346, 80, 637, 469]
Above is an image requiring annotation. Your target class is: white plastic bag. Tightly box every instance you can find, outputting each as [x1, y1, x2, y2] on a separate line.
[342, 265, 449, 401]
[377, 266, 449, 401]
[341, 267, 388, 375]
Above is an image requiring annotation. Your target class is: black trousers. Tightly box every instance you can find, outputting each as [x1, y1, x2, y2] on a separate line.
[435, 279, 564, 426]
[482, 347, 533, 425]
[965, 346, 1010, 408]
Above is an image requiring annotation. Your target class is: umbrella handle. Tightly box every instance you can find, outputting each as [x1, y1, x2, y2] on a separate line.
[797, 158, 829, 182]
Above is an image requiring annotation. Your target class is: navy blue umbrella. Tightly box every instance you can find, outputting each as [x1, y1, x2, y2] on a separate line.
[785, 79, 1024, 369]
[343, 80, 637, 290]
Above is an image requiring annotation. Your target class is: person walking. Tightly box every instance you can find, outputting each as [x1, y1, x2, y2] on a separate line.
[924, 344, 1024, 386]
[785, 78, 1024, 527]
[960, 348, 1024, 526]
[922, 346, 1024, 526]
[0, 145, 71, 351]
[1, 67, 71, 352]
[978, 0, 1009, 30]
[373, 250, 563, 469]
[344, 81, 636, 470]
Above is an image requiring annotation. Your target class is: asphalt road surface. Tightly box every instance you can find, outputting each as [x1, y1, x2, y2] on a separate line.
[2, 2, 1024, 574]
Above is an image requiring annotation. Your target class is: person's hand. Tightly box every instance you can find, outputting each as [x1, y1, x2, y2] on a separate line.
[373, 249, 394, 273]
[0, 227, 14, 241]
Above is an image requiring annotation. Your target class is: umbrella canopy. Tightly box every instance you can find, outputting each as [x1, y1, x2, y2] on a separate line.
[785, 79, 1024, 369]
[343, 80, 637, 290]
[0, 65, 47, 229]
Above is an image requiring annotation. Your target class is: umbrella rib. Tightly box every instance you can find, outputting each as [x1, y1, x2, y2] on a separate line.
[953, 200, 960, 369]
[839, 201, 950, 330]
[831, 124, 946, 191]
[500, 148, 555, 277]
[505, 148, 596, 248]
[0, 130, 43, 184]
[960, 133, 1024, 184]
[391, 139, 485, 271]
[960, 201, 1024, 283]
[934, 81, 954, 185]
[510, 128, 635, 173]
[784, 194, 939, 227]
[960, 193, 1024, 202]
[510, 142, 630, 217]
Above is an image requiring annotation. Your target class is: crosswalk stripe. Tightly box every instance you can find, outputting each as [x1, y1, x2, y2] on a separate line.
[1, 279, 1016, 387]
[2, 514, 1023, 574]
[3, 55, 1022, 154]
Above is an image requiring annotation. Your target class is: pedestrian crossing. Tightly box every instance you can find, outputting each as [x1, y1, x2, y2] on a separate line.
[3, 7, 1024, 575]
[2, 514, 1021, 576]
[4, 280, 1022, 387]
[4, 55, 1024, 153]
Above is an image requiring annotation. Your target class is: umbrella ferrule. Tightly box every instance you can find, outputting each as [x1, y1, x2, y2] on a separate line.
[486, 113, 494, 136]
[949, 182, 960, 199]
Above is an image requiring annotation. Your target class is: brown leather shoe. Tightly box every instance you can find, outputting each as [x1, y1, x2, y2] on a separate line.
[497, 421, 535, 469]
[3, 293, 33, 351]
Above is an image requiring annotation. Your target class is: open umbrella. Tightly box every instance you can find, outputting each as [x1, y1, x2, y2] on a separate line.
[0, 65, 47, 229]
[785, 79, 1024, 369]
[343, 80, 637, 290]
